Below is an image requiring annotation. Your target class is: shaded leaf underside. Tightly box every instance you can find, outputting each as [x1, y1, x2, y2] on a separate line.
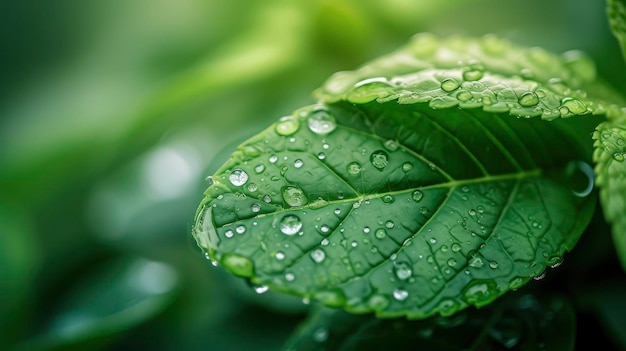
[193, 34, 619, 319]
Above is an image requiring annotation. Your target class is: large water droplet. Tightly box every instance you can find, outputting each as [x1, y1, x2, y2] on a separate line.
[394, 262, 413, 280]
[393, 288, 409, 301]
[440, 78, 460, 92]
[310, 249, 326, 263]
[561, 97, 586, 114]
[229, 169, 249, 186]
[565, 161, 594, 197]
[370, 150, 389, 170]
[411, 190, 424, 202]
[282, 185, 308, 207]
[462, 280, 497, 305]
[308, 109, 337, 134]
[346, 162, 362, 175]
[275, 115, 300, 136]
[518, 92, 539, 107]
[280, 215, 303, 235]
[221, 253, 254, 277]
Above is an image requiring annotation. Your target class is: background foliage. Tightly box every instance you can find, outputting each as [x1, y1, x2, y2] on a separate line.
[1, 0, 625, 350]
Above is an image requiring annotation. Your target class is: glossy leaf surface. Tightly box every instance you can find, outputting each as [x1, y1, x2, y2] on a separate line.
[193, 35, 607, 319]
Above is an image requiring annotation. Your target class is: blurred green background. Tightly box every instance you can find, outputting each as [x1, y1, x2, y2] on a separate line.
[1, 1, 625, 350]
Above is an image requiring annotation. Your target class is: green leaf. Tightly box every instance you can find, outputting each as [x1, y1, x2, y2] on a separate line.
[608, 0, 626, 64]
[193, 34, 609, 319]
[283, 292, 576, 351]
[593, 117, 626, 272]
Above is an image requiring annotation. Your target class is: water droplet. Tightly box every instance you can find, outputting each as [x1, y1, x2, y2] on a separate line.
[440, 78, 460, 92]
[519, 92, 539, 106]
[375, 228, 386, 239]
[462, 280, 497, 305]
[468, 252, 484, 268]
[429, 237, 437, 244]
[321, 238, 329, 246]
[229, 169, 249, 186]
[310, 249, 326, 263]
[236, 225, 246, 234]
[317, 152, 326, 160]
[508, 277, 525, 290]
[393, 288, 409, 301]
[254, 164, 265, 173]
[383, 139, 400, 152]
[394, 262, 413, 280]
[294, 159, 304, 168]
[402, 162, 413, 172]
[254, 285, 269, 294]
[565, 161, 594, 197]
[247, 183, 258, 192]
[276, 251, 285, 260]
[308, 109, 337, 134]
[320, 225, 330, 233]
[346, 162, 362, 175]
[205, 176, 214, 185]
[221, 253, 254, 277]
[263, 195, 271, 203]
[282, 185, 308, 207]
[438, 299, 460, 316]
[280, 215, 303, 235]
[412, 190, 424, 202]
[463, 68, 484, 81]
[368, 295, 390, 310]
[363, 226, 371, 233]
[225, 230, 234, 238]
[313, 328, 328, 342]
[351, 241, 358, 248]
[385, 220, 395, 229]
[370, 150, 389, 170]
[251, 203, 261, 213]
[456, 90, 472, 102]
[451, 243, 461, 252]
[489, 261, 499, 269]
[613, 153, 625, 162]
[285, 272, 295, 281]
[275, 115, 300, 136]
[382, 195, 395, 203]
[447, 258, 457, 267]
[561, 97, 586, 114]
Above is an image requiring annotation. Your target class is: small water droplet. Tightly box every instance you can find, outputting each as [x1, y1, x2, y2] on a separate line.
[263, 195, 271, 203]
[313, 328, 328, 342]
[429, 237, 437, 244]
[412, 190, 424, 202]
[402, 162, 413, 172]
[463, 68, 484, 81]
[221, 253, 254, 277]
[321, 238, 329, 246]
[275, 115, 300, 136]
[613, 153, 625, 162]
[294, 159, 304, 168]
[370, 150, 389, 170]
[280, 215, 303, 235]
[441, 78, 460, 92]
[462, 280, 497, 305]
[236, 225, 246, 234]
[317, 152, 326, 160]
[382, 194, 395, 203]
[205, 176, 215, 185]
[247, 183, 258, 192]
[310, 249, 326, 263]
[519, 91, 539, 106]
[451, 243, 461, 252]
[489, 261, 499, 269]
[394, 262, 413, 280]
[225, 230, 234, 238]
[251, 203, 261, 213]
[254, 164, 265, 173]
[347, 162, 362, 175]
[375, 228, 386, 239]
[333, 208, 341, 215]
[269, 155, 279, 164]
[447, 258, 457, 267]
[308, 109, 337, 134]
[254, 285, 269, 294]
[383, 139, 399, 152]
[320, 224, 330, 233]
[229, 169, 249, 186]
[285, 272, 295, 281]
[468, 209, 476, 216]
[393, 288, 409, 301]
[363, 226, 371, 233]
[276, 251, 285, 260]
[385, 220, 395, 229]
[282, 185, 308, 207]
